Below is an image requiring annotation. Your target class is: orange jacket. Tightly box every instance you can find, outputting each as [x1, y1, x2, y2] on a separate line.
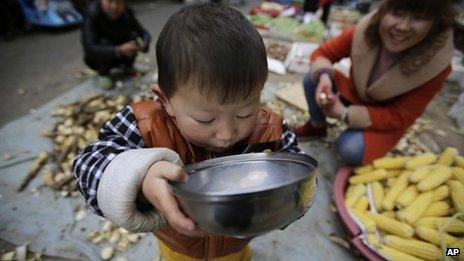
[310, 25, 452, 163]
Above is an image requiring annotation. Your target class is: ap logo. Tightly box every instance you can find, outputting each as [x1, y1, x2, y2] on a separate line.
[446, 248, 460, 256]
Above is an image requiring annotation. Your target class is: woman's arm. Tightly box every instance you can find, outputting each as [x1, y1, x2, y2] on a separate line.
[347, 66, 452, 130]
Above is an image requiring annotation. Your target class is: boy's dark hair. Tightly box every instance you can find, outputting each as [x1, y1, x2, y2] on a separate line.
[156, 3, 268, 104]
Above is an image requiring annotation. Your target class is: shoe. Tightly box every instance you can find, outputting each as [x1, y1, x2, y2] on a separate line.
[293, 121, 327, 139]
[97, 76, 113, 89]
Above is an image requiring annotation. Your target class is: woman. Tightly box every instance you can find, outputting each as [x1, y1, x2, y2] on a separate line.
[294, 0, 456, 165]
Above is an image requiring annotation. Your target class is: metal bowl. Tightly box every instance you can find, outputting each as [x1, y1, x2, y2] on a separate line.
[169, 152, 318, 238]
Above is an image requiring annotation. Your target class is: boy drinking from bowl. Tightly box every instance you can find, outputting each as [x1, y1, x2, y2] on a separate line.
[73, 3, 303, 260]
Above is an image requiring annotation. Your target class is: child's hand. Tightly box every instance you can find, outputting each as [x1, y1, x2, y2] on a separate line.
[142, 161, 206, 237]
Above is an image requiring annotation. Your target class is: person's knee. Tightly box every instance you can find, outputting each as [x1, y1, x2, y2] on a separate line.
[303, 74, 316, 90]
[335, 131, 364, 166]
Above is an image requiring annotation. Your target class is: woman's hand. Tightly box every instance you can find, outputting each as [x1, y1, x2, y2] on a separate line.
[322, 93, 347, 120]
[142, 161, 206, 237]
[315, 74, 335, 107]
[118, 41, 139, 58]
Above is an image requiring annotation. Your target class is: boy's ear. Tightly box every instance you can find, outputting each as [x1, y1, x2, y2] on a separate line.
[151, 84, 175, 117]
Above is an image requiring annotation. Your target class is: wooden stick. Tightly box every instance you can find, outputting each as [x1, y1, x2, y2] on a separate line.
[17, 152, 49, 192]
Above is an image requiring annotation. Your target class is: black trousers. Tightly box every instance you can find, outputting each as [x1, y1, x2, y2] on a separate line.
[84, 53, 136, 76]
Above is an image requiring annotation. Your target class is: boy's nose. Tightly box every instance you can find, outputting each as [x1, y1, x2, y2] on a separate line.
[215, 123, 236, 145]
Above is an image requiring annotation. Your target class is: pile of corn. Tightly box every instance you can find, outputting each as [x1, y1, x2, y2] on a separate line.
[19, 94, 148, 195]
[344, 147, 464, 260]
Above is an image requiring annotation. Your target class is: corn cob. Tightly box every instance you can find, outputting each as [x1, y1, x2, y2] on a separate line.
[350, 209, 376, 232]
[447, 180, 464, 214]
[397, 192, 434, 224]
[454, 155, 464, 168]
[421, 201, 450, 217]
[437, 147, 459, 166]
[349, 169, 388, 185]
[366, 233, 380, 248]
[366, 212, 414, 238]
[373, 156, 409, 170]
[415, 217, 464, 233]
[387, 178, 398, 187]
[415, 226, 459, 246]
[432, 185, 450, 202]
[345, 184, 366, 208]
[417, 165, 452, 192]
[354, 196, 369, 212]
[409, 166, 433, 183]
[354, 164, 373, 175]
[387, 170, 402, 179]
[381, 211, 396, 219]
[383, 235, 442, 260]
[378, 245, 424, 261]
[452, 167, 464, 184]
[383, 171, 411, 211]
[371, 181, 384, 211]
[396, 185, 418, 209]
[406, 153, 437, 170]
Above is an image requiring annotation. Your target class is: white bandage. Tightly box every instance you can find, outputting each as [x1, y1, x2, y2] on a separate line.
[97, 148, 183, 233]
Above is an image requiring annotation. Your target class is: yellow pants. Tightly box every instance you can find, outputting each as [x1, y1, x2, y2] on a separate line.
[158, 240, 252, 261]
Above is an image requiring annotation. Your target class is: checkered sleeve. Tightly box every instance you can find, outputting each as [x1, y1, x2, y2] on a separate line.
[73, 105, 145, 216]
[280, 122, 304, 154]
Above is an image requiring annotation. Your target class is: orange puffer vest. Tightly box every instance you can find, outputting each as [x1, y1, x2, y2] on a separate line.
[132, 100, 283, 259]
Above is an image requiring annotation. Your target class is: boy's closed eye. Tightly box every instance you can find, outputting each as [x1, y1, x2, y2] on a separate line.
[194, 112, 254, 124]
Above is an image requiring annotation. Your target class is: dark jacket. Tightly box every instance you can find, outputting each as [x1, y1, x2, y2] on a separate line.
[81, 1, 151, 61]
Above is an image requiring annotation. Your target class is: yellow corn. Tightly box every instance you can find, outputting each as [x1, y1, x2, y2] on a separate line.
[366, 233, 380, 248]
[371, 181, 384, 211]
[383, 235, 442, 260]
[345, 184, 366, 208]
[409, 166, 433, 183]
[373, 156, 409, 170]
[383, 171, 411, 211]
[421, 201, 450, 217]
[354, 164, 373, 175]
[378, 245, 423, 261]
[350, 209, 376, 233]
[349, 169, 388, 185]
[448, 180, 464, 213]
[415, 226, 459, 246]
[387, 170, 402, 179]
[354, 196, 369, 212]
[396, 185, 418, 209]
[381, 211, 396, 219]
[366, 212, 414, 238]
[415, 217, 464, 233]
[397, 192, 434, 224]
[406, 153, 437, 170]
[437, 147, 459, 166]
[417, 165, 453, 192]
[432, 185, 450, 202]
[454, 155, 464, 168]
[452, 167, 464, 184]
[387, 178, 398, 187]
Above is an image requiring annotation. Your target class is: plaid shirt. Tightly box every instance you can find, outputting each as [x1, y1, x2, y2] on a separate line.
[73, 105, 303, 216]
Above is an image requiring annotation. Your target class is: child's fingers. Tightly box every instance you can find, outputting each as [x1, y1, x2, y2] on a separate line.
[154, 181, 196, 233]
[152, 161, 188, 182]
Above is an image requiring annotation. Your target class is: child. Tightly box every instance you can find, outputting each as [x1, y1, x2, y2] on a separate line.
[81, 0, 151, 89]
[74, 3, 303, 260]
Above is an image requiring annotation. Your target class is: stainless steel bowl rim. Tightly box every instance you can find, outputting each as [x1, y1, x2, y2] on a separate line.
[170, 152, 318, 199]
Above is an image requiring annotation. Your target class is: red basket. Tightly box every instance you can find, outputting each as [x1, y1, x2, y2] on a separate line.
[333, 166, 384, 261]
